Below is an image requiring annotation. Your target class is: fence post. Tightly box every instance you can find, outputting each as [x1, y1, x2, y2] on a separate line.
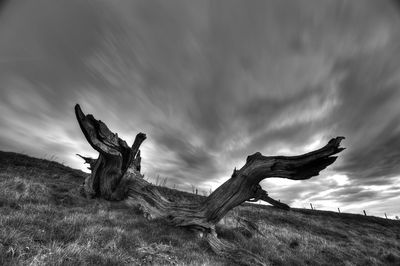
[363, 210, 367, 216]
[385, 213, 388, 219]
[338, 208, 340, 213]
[310, 203, 314, 210]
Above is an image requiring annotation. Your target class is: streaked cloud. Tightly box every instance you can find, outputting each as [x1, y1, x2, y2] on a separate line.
[0, 0, 400, 217]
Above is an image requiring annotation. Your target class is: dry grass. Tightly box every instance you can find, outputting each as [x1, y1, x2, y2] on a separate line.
[1, 151, 400, 265]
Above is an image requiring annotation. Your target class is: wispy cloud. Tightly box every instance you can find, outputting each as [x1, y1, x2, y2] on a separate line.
[1, 0, 400, 217]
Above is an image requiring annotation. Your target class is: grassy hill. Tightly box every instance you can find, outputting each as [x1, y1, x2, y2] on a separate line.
[1, 151, 399, 266]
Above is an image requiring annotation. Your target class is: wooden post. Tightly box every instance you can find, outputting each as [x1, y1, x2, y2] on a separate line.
[385, 213, 387, 219]
[195, 188, 198, 195]
[363, 210, 367, 216]
[310, 203, 314, 210]
[338, 208, 340, 213]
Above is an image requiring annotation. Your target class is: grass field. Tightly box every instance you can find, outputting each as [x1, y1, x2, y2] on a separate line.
[1, 151, 400, 265]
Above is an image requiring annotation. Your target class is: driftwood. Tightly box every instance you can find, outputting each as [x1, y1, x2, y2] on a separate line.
[75, 104, 345, 265]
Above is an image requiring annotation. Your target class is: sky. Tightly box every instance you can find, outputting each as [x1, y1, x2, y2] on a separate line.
[1, 0, 400, 218]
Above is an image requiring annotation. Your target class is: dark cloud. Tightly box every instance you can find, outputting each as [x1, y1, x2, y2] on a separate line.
[148, 123, 223, 186]
[1, 0, 400, 216]
[330, 191, 379, 204]
[352, 176, 399, 187]
[329, 51, 400, 181]
[153, 129, 214, 171]
[0, 0, 9, 13]
[308, 185, 399, 205]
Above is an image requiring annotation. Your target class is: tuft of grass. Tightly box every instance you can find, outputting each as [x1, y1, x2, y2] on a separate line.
[1, 150, 400, 265]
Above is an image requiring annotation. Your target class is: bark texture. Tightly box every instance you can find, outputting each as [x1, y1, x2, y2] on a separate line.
[75, 104, 345, 265]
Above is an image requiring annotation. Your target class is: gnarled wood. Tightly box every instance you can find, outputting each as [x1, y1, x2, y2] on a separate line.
[75, 104, 345, 265]
[75, 104, 145, 199]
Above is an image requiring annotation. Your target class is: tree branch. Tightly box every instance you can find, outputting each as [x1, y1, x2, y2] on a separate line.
[249, 185, 290, 210]
[76, 154, 97, 170]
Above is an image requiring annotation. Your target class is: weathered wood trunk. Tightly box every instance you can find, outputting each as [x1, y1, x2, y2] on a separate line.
[75, 104, 345, 265]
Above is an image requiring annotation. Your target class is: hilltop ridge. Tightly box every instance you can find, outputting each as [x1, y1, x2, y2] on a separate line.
[0, 150, 399, 265]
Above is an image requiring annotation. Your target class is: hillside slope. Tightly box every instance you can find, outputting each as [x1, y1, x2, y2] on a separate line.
[0, 151, 399, 265]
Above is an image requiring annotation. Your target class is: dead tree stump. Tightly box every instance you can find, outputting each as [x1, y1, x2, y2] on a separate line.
[75, 104, 345, 265]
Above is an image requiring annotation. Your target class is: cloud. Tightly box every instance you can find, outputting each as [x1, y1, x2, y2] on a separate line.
[0, 0, 400, 217]
[329, 52, 400, 182]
